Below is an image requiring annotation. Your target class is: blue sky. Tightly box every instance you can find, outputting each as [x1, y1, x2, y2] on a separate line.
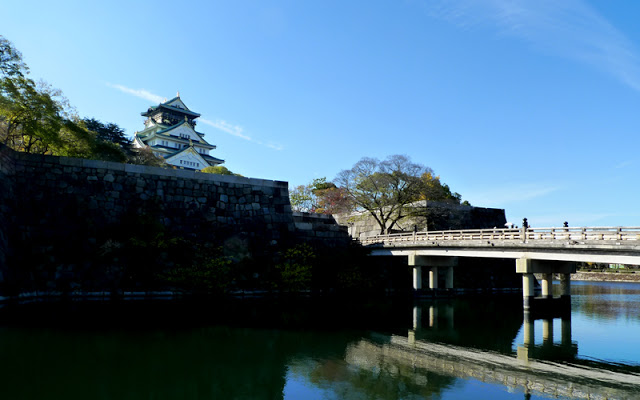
[4, 0, 640, 227]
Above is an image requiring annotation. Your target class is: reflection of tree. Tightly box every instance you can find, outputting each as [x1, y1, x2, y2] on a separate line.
[288, 349, 455, 400]
[572, 283, 640, 321]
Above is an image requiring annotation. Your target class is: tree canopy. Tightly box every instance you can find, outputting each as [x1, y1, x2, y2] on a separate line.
[335, 155, 466, 234]
[0, 35, 166, 167]
[200, 165, 242, 176]
[289, 177, 351, 214]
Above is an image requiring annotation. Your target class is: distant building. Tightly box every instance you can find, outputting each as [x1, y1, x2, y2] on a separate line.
[132, 93, 224, 170]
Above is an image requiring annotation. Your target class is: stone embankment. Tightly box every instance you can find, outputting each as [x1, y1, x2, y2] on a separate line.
[572, 271, 640, 283]
[0, 144, 350, 295]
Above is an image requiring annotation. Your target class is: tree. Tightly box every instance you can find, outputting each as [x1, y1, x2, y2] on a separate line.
[83, 117, 131, 152]
[0, 77, 67, 154]
[0, 36, 130, 163]
[289, 177, 352, 214]
[0, 36, 28, 78]
[289, 183, 316, 212]
[335, 155, 432, 234]
[128, 146, 166, 167]
[0, 36, 94, 157]
[201, 165, 242, 176]
[311, 178, 352, 214]
[419, 171, 464, 204]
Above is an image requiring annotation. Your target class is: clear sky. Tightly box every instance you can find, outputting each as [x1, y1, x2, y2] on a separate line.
[4, 0, 640, 227]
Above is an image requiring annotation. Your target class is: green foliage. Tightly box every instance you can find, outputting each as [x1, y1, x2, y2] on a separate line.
[162, 246, 233, 294]
[0, 36, 131, 163]
[200, 165, 242, 176]
[0, 36, 28, 78]
[127, 146, 167, 167]
[289, 183, 316, 212]
[289, 177, 352, 214]
[275, 244, 315, 292]
[83, 117, 132, 157]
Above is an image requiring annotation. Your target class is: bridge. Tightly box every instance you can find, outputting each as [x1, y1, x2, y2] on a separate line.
[360, 226, 640, 311]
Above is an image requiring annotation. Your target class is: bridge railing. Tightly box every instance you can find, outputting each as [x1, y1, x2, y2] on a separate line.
[359, 226, 640, 245]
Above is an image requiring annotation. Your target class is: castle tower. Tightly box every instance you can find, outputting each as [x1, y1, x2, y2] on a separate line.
[132, 93, 224, 170]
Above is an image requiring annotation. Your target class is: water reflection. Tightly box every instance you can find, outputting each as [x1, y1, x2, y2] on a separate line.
[3, 283, 640, 399]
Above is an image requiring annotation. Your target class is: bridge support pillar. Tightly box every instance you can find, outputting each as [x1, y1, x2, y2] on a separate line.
[560, 273, 571, 299]
[429, 267, 439, 289]
[408, 254, 458, 292]
[522, 273, 535, 311]
[516, 258, 576, 312]
[541, 273, 553, 299]
[412, 266, 422, 290]
[445, 266, 454, 289]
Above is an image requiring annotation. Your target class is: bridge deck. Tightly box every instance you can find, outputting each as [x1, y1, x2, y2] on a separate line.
[362, 227, 640, 264]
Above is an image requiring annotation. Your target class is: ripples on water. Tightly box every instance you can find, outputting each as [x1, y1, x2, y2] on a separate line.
[1, 281, 640, 399]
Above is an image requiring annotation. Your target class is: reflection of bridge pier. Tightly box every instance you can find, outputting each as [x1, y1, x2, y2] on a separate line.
[517, 311, 577, 362]
[347, 331, 640, 400]
[409, 303, 456, 344]
[517, 259, 575, 314]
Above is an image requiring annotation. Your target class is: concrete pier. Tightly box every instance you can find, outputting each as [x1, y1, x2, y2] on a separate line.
[429, 267, 438, 289]
[408, 254, 458, 293]
[412, 266, 422, 290]
[516, 259, 576, 313]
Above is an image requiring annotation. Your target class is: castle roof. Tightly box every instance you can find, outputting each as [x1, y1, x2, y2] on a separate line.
[141, 96, 201, 118]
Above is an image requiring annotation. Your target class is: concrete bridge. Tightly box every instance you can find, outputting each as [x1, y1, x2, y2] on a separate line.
[360, 226, 640, 311]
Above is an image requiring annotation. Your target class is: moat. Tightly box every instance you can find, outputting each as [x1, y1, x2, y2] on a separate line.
[2, 280, 639, 399]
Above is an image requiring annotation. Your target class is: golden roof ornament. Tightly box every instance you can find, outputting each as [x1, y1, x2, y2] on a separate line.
[177, 91, 180, 97]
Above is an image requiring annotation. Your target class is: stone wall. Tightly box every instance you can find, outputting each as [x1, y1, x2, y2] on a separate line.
[0, 145, 356, 294]
[292, 212, 350, 247]
[0, 145, 15, 283]
[0, 145, 304, 292]
[335, 201, 507, 239]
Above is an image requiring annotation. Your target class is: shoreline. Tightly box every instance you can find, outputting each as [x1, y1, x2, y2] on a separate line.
[571, 271, 640, 283]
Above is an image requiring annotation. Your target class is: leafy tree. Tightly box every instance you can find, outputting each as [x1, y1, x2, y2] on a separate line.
[275, 244, 315, 292]
[0, 36, 28, 78]
[419, 171, 464, 204]
[0, 77, 68, 154]
[311, 178, 352, 214]
[201, 165, 242, 176]
[335, 155, 432, 234]
[289, 183, 316, 212]
[83, 117, 131, 152]
[128, 146, 167, 167]
[289, 177, 352, 214]
[0, 36, 132, 163]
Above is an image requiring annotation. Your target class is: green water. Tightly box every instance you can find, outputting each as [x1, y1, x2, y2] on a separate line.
[2, 282, 640, 399]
